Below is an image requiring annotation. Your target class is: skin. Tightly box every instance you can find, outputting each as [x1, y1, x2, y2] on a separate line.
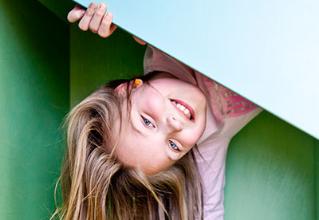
[68, 4, 207, 174]
[67, 3, 145, 44]
[116, 73, 207, 174]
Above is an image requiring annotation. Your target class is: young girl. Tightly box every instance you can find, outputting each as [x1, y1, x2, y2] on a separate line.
[53, 3, 262, 220]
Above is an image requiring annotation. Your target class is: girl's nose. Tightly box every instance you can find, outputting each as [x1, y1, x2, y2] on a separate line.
[166, 115, 183, 132]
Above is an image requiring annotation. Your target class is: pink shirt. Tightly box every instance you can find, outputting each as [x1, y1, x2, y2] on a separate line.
[144, 46, 262, 220]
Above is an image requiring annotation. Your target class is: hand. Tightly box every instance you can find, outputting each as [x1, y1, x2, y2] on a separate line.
[67, 3, 117, 38]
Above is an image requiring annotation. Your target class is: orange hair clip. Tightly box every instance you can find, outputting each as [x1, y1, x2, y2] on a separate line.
[133, 78, 143, 88]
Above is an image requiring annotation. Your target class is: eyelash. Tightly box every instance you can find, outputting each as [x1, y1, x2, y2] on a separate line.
[169, 140, 180, 152]
[141, 115, 155, 128]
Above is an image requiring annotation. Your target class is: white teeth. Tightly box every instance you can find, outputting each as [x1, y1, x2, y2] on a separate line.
[173, 101, 191, 119]
[177, 103, 186, 111]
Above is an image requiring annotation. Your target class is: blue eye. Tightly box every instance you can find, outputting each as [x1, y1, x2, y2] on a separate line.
[169, 140, 180, 152]
[141, 115, 155, 128]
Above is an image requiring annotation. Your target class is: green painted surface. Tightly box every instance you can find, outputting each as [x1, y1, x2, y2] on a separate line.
[0, 1, 69, 219]
[225, 112, 317, 220]
[37, 0, 74, 22]
[70, 26, 145, 105]
[70, 27, 319, 219]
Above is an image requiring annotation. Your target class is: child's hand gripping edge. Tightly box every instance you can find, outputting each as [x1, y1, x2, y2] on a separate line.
[67, 2, 146, 45]
[67, 3, 117, 38]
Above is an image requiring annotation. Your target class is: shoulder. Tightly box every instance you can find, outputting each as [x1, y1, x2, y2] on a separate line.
[195, 72, 263, 139]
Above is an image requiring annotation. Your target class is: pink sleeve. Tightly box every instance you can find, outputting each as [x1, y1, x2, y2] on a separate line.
[195, 108, 261, 220]
[195, 137, 229, 220]
[195, 75, 262, 220]
[195, 73, 262, 138]
[211, 80, 262, 138]
[221, 107, 262, 138]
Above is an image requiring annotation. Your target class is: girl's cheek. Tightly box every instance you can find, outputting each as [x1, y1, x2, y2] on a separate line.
[184, 124, 206, 146]
[138, 92, 165, 119]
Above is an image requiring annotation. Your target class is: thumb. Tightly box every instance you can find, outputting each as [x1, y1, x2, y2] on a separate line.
[67, 5, 86, 23]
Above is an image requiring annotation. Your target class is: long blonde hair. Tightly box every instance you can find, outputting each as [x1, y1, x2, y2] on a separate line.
[51, 79, 203, 220]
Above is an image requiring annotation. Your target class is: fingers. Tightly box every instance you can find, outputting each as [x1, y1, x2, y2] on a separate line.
[78, 2, 98, 31]
[67, 5, 85, 23]
[68, 2, 117, 38]
[98, 13, 117, 38]
[89, 3, 107, 33]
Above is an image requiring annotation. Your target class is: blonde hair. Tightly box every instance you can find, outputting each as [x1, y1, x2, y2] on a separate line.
[51, 80, 203, 220]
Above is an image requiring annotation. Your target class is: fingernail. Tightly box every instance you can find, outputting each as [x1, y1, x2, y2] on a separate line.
[90, 2, 96, 8]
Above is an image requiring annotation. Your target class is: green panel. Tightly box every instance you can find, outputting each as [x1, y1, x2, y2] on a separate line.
[70, 26, 145, 105]
[0, 1, 69, 220]
[225, 112, 317, 220]
[37, 0, 74, 22]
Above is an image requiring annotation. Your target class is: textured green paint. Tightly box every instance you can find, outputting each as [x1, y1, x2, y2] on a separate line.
[225, 112, 317, 220]
[0, 1, 69, 219]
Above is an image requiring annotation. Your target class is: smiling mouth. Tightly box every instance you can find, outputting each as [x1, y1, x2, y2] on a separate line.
[170, 99, 195, 120]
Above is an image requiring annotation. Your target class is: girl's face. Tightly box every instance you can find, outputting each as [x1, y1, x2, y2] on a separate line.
[115, 73, 207, 174]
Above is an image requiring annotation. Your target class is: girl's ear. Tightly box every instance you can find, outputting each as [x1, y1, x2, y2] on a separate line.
[115, 79, 143, 95]
[114, 82, 128, 96]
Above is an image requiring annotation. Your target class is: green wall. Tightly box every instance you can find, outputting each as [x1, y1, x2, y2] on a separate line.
[0, 1, 69, 219]
[37, 0, 73, 21]
[70, 26, 145, 105]
[225, 112, 316, 220]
